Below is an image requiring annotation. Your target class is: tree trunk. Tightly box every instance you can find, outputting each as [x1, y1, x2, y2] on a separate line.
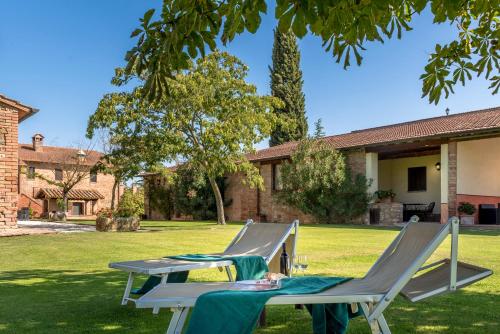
[111, 180, 118, 210]
[62, 193, 68, 222]
[208, 176, 226, 225]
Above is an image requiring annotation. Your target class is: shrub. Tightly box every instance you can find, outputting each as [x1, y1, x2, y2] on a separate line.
[458, 202, 476, 215]
[277, 139, 370, 224]
[96, 208, 114, 219]
[116, 188, 145, 218]
[374, 189, 396, 201]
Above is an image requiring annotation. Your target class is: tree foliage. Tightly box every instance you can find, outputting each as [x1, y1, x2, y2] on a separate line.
[121, 1, 499, 104]
[269, 28, 307, 146]
[92, 130, 142, 209]
[277, 138, 370, 223]
[172, 165, 231, 220]
[87, 51, 282, 224]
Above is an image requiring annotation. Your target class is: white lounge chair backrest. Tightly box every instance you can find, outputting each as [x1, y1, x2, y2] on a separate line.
[223, 221, 296, 261]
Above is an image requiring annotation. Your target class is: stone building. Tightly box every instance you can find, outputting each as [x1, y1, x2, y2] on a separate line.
[0, 94, 37, 228]
[17, 134, 122, 218]
[144, 107, 500, 225]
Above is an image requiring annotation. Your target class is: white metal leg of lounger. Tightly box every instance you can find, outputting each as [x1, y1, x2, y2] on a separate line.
[360, 303, 390, 334]
[121, 272, 135, 305]
[153, 274, 170, 314]
[166, 307, 188, 334]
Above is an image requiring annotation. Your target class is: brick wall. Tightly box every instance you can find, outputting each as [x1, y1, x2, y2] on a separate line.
[18, 161, 120, 216]
[0, 104, 19, 227]
[224, 150, 368, 224]
[448, 141, 457, 218]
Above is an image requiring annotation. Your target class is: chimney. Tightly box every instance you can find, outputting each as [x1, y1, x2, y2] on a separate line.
[32, 134, 44, 152]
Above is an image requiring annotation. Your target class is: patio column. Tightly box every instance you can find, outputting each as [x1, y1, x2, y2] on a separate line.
[365, 152, 378, 195]
[440, 144, 449, 224]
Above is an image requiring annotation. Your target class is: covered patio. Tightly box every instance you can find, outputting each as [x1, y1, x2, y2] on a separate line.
[35, 188, 104, 217]
[365, 140, 448, 224]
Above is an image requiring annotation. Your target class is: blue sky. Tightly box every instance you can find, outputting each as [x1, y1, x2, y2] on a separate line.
[1, 1, 498, 150]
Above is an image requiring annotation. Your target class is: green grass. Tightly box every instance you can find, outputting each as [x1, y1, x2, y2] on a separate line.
[0, 221, 498, 333]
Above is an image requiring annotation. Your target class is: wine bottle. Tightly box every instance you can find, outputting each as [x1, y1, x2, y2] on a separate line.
[279, 242, 289, 276]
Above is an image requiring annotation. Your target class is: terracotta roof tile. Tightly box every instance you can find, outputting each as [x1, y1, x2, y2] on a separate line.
[248, 106, 500, 162]
[0, 93, 38, 122]
[19, 144, 103, 166]
[35, 188, 104, 200]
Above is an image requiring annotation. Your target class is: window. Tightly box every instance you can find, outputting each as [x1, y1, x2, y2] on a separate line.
[0, 133, 5, 146]
[55, 169, 63, 181]
[272, 163, 283, 191]
[408, 167, 426, 191]
[27, 166, 35, 180]
[90, 171, 97, 183]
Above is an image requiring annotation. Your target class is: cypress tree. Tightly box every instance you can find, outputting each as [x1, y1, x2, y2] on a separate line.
[269, 29, 307, 146]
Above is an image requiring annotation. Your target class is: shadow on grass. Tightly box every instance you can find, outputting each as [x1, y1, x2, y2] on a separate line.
[0, 270, 497, 334]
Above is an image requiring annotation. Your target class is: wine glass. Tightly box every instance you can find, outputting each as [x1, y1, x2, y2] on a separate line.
[293, 255, 308, 275]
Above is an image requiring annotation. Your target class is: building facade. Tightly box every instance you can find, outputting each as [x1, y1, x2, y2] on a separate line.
[17, 134, 121, 218]
[145, 107, 500, 225]
[0, 95, 37, 228]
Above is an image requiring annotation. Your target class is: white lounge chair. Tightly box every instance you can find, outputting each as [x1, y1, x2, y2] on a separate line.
[135, 217, 492, 334]
[110, 219, 299, 306]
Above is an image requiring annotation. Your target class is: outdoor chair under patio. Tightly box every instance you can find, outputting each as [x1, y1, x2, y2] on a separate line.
[135, 217, 492, 334]
[110, 219, 299, 307]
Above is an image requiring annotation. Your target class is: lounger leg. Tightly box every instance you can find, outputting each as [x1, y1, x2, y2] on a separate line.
[121, 272, 135, 305]
[225, 266, 234, 282]
[166, 307, 189, 334]
[360, 303, 385, 334]
[153, 274, 170, 314]
[376, 314, 391, 334]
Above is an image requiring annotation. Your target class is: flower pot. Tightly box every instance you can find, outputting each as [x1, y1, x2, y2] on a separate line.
[96, 217, 114, 232]
[459, 215, 475, 225]
[96, 217, 140, 232]
[114, 217, 140, 231]
[380, 197, 393, 204]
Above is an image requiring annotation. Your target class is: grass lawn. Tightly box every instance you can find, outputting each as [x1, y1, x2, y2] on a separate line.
[1, 221, 498, 333]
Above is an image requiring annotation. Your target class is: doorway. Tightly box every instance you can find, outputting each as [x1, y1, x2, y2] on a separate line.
[72, 202, 83, 216]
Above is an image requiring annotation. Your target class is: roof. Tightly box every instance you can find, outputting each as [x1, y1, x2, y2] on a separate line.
[248, 106, 500, 162]
[19, 144, 103, 166]
[0, 94, 38, 122]
[35, 188, 104, 200]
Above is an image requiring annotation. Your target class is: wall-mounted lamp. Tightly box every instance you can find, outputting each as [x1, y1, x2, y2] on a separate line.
[435, 162, 441, 171]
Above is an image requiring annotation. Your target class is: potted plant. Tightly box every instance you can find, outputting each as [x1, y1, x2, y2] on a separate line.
[374, 190, 396, 203]
[458, 202, 476, 225]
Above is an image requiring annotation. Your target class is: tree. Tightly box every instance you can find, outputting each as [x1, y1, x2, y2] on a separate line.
[173, 164, 231, 220]
[87, 52, 282, 224]
[313, 118, 325, 138]
[120, 1, 498, 105]
[92, 130, 142, 210]
[276, 138, 370, 223]
[269, 28, 307, 146]
[25, 145, 98, 221]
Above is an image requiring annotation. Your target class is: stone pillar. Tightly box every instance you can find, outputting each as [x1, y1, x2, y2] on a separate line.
[0, 105, 19, 228]
[440, 144, 449, 224]
[365, 152, 378, 195]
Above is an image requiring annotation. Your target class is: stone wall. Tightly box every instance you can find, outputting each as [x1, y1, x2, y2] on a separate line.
[370, 202, 403, 225]
[0, 104, 19, 227]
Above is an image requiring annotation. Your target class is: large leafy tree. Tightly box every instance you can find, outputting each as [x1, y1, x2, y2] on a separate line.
[120, 1, 499, 105]
[269, 28, 307, 146]
[87, 52, 282, 224]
